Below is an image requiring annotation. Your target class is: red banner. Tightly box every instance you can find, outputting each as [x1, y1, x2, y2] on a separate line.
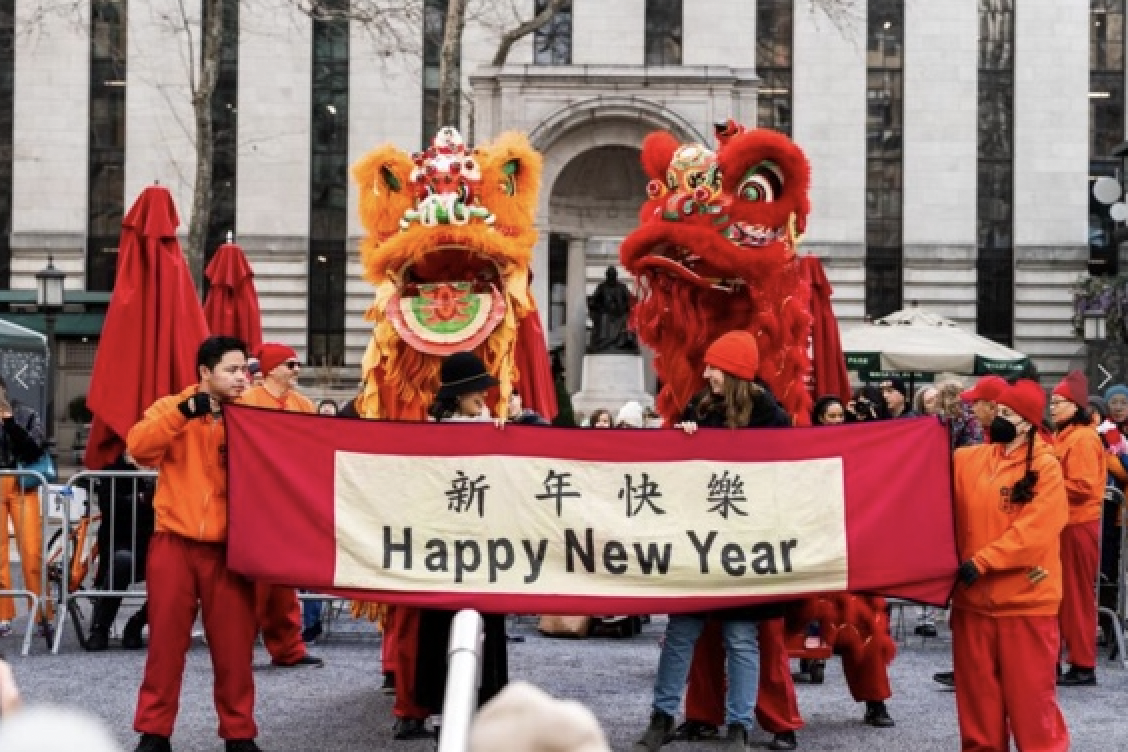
[225, 406, 958, 612]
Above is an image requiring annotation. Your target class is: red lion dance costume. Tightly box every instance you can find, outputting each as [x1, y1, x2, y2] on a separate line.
[620, 121, 895, 740]
[351, 127, 557, 727]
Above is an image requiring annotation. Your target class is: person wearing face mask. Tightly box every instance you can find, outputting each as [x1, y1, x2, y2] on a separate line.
[1050, 371, 1107, 688]
[950, 379, 1070, 752]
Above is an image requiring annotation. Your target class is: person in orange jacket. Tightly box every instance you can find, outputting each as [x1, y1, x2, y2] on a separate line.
[240, 343, 324, 669]
[1050, 370, 1107, 687]
[951, 378, 1070, 752]
[126, 336, 264, 752]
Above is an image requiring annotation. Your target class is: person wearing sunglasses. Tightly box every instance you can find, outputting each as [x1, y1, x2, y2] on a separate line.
[240, 343, 324, 670]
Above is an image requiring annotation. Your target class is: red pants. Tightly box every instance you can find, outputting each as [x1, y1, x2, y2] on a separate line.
[389, 605, 429, 719]
[1060, 521, 1100, 670]
[952, 609, 1068, 752]
[382, 607, 397, 674]
[254, 583, 306, 665]
[134, 533, 257, 740]
[685, 618, 803, 732]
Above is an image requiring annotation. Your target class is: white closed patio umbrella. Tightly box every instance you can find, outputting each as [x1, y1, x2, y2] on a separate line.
[841, 307, 1031, 379]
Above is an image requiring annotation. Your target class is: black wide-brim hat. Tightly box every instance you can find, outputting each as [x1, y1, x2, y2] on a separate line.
[436, 351, 499, 399]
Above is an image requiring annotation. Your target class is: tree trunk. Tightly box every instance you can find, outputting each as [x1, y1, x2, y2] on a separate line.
[435, 0, 467, 129]
[186, 0, 225, 289]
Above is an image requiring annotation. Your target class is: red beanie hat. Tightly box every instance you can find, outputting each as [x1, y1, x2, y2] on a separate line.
[998, 379, 1047, 430]
[960, 374, 1007, 403]
[257, 343, 298, 375]
[704, 331, 760, 382]
[1052, 370, 1089, 408]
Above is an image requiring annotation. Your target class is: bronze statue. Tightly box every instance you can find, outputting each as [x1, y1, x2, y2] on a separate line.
[587, 266, 638, 354]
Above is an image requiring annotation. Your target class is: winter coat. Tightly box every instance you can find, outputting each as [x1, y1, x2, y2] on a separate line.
[0, 402, 45, 469]
[1054, 422, 1108, 526]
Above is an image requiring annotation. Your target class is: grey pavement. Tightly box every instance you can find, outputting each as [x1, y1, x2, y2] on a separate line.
[4, 604, 1127, 752]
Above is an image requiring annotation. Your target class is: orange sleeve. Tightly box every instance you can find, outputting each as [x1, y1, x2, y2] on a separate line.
[1060, 433, 1106, 506]
[126, 396, 190, 469]
[974, 455, 1069, 573]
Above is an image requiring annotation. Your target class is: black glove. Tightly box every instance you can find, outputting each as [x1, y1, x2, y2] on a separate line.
[177, 393, 213, 419]
[958, 559, 981, 587]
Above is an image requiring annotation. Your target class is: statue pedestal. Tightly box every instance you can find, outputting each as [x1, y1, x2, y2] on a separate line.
[571, 354, 653, 418]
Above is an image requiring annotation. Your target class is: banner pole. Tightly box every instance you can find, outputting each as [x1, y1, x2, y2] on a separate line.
[437, 609, 485, 752]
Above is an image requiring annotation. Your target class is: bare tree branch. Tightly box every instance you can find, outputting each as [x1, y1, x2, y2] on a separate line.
[491, 0, 568, 66]
[807, 0, 863, 38]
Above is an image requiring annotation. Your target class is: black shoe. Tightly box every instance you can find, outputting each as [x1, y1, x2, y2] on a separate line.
[767, 731, 798, 751]
[932, 670, 955, 688]
[722, 723, 748, 752]
[392, 717, 432, 740]
[673, 720, 719, 741]
[633, 710, 675, 752]
[1057, 667, 1097, 687]
[272, 653, 324, 668]
[914, 623, 938, 638]
[301, 622, 323, 644]
[122, 613, 146, 650]
[225, 741, 263, 752]
[85, 628, 110, 652]
[863, 701, 895, 727]
[134, 733, 172, 752]
[381, 671, 396, 695]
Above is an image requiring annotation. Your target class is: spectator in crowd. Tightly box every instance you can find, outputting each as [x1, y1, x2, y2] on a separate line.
[317, 399, 338, 416]
[846, 386, 891, 423]
[950, 379, 1069, 752]
[247, 358, 264, 388]
[587, 409, 613, 429]
[85, 452, 155, 652]
[0, 375, 53, 641]
[508, 391, 550, 426]
[634, 331, 791, 752]
[616, 401, 645, 428]
[126, 335, 263, 752]
[1106, 384, 1128, 431]
[936, 380, 984, 450]
[881, 379, 916, 419]
[1050, 371, 1106, 688]
[811, 396, 845, 425]
[913, 385, 939, 417]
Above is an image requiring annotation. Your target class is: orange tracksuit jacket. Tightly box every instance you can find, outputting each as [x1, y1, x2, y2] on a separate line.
[952, 440, 1069, 617]
[1054, 422, 1108, 526]
[240, 385, 315, 414]
[126, 386, 232, 543]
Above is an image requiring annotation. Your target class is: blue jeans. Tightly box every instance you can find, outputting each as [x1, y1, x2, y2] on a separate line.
[301, 592, 323, 629]
[653, 616, 759, 730]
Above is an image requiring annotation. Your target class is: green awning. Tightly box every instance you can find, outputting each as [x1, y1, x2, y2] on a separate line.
[0, 312, 107, 338]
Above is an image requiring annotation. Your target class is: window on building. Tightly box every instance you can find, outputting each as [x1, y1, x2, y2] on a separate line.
[204, 0, 238, 266]
[86, 0, 128, 292]
[1090, 0, 1125, 276]
[309, 1, 350, 366]
[865, 0, 903, 320]
[422, 0, 457, 144]
[534, 0, 572, 65]
[977, 0, 1015, 345]
[756, 0, 793, 135]
[645, 0, 682, 65]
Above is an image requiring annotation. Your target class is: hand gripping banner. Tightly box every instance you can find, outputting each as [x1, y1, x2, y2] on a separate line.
[225, 407, 958, 613]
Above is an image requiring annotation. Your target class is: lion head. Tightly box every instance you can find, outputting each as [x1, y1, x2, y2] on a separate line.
[352, 128, 544, 418]
[620, 120, 813, 422]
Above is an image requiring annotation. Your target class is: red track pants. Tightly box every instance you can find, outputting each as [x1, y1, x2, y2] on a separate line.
[1060, 520, 1100, 670]
[254, 584, 307, 665]
[382, 606, 397, 674]
[134, 533, 258, 740]
[952, 609, 1069, 752]
[389, 605, 429, 719]
[685, 618, 803, 732]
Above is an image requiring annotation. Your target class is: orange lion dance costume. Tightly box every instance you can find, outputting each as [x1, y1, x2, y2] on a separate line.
[620, 120, 895, 738]
[351, 127, 557, 727]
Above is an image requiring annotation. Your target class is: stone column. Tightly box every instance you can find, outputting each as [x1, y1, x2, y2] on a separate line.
[565, 236, 588, 395]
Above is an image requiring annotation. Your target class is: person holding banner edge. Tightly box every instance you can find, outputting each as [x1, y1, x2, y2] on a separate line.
[634, 331, 794, 752]
[951, 378, 1070, 752]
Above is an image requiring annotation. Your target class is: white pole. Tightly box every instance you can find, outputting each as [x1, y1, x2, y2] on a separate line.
[436, 609, 485, 752]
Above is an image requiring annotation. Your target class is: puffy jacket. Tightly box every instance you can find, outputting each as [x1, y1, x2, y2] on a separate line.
[952, 439, 1068, 617]
[126, 386, 231, 543]
[0, 402, 45, 469]
[241, 384, 315, 414]
[1054, 422, 1108, 525]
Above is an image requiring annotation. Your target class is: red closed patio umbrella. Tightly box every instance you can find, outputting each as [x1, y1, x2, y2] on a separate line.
[203, 235, 262, 353]
[84, 185, 211, 470]
[800, 255, 852, 404]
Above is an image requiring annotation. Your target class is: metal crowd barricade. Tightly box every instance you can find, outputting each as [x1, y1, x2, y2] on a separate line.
[0, 468, 48, 656]
[437, 609, 485, 752]
[52, 469, 158, 655]
[1099, 486, 1128, 669]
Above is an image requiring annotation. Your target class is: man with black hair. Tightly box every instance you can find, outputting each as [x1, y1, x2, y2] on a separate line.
[126, 336, 264, 752]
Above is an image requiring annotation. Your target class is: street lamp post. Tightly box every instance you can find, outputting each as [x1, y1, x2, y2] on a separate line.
[35, 255, 65, 459]
[1084, 309, 1109, 343]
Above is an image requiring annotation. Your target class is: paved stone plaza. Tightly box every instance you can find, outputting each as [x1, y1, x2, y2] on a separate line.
[6, 610, 1127, 751]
